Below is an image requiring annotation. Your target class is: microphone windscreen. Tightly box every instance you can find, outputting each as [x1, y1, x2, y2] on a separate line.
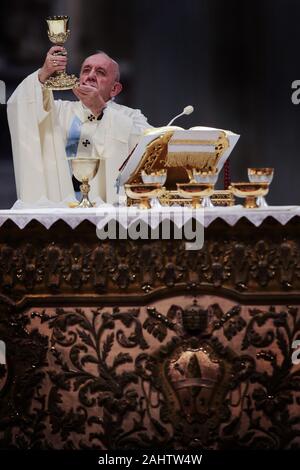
[183, 105, 194, 115]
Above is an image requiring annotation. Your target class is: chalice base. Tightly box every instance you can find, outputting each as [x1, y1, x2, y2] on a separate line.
[77, 195, 95, 208]
[68, 199, 95, 208]
[244, 196, 259, 209]
[139, 197, 151, 210]
[44, 71, 79, 91]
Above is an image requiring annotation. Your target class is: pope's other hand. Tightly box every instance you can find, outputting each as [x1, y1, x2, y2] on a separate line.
[73, 84, 106, 117]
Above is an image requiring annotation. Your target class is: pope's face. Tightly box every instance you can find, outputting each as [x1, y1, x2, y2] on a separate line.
[80, 54, 121, 102]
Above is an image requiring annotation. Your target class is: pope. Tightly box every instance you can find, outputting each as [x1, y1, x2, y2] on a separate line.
[7, 47, 151, 204]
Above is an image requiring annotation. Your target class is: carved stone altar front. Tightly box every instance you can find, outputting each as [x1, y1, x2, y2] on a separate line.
[0, 217, 300, 449]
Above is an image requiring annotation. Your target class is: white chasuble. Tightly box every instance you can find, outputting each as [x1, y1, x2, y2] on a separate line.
[7, 70, 150, 205]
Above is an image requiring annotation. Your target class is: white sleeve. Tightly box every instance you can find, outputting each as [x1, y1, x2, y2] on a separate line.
[128, 109, 152, 154]
[26, 70, 64, 124]
[7, 70, 74, 203]
[131, 108, 152, 133]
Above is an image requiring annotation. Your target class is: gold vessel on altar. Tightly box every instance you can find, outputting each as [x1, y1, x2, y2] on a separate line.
[177, 183, 215, 209]
[69, 158, 100, 208]
[124, 183, 164, 209]
[230, 182, 269, 209]
[247, 168, 274, 208]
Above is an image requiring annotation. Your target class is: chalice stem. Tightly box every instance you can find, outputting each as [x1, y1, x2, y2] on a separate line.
[192, 196, 201, 209]
[77, 180, 93, 208]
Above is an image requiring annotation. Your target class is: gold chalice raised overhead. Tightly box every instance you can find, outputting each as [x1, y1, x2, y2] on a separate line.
[125, 183, 164, 209]
[230, 182, 269, 209]
[177, 182, 214, 209]
[69, 158, 100, 208]
[44, 15, 79, 91]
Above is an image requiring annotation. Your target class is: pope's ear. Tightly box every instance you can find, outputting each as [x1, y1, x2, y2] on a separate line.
[110, 82, 123, 98]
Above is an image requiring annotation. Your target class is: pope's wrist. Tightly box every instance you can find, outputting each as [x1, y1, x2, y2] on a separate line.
[90, 105, 105, 118]
[38, 69, 47, 84]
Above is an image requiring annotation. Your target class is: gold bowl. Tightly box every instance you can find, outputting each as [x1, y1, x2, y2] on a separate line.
[141, 169, 167, 185]
[177, 182, 214, 209]
[230, 182, 269, 208]
[125, 183, 164, 209]
[71, 158, 100, 182]
[187, 169, 218, 185]
[46, 16, 69, 41]
[247, 168, 274, 207]
[248, 168, 274, 184]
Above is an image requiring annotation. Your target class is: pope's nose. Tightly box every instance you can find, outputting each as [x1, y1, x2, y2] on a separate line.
[87, 68, 96, 78]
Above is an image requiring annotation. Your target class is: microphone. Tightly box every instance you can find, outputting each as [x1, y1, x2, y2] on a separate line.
[167, 105, 194, 126]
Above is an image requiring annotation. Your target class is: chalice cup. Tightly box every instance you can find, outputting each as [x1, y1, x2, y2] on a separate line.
[44, 15, 79, 91]
[70, 158, 100, 208]
[248, 168, 274, 208]
[230, 182, 269, 209]
[141, 170, 167, 207]
[177, 182, 215, 209]
[187, 169, 218, 208]
[125, 183, 164, 209]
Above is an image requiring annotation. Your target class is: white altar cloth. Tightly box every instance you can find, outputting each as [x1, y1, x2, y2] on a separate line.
[0, 204, 298, 230]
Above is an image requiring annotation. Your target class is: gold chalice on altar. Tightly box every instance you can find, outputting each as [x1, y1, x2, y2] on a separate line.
[141, 169, 167, 185]
[187, 169, 218, 208]
[229, 182, 269, 208]
[248, 168, 274, 208]
[141, 170, 167, 207]
[125, 183, 164, 209]
[69, 158, 100, 208]
[44, 15, 79, 90]
[177, 182, 214, 209]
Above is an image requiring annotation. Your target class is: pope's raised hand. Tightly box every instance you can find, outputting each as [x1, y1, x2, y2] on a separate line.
[38, 46, 68, 84]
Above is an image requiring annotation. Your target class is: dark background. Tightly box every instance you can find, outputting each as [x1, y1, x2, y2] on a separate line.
[0, 0, 299, 208]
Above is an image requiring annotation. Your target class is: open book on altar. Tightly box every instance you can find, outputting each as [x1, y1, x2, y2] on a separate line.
[118, 125, 240, 187]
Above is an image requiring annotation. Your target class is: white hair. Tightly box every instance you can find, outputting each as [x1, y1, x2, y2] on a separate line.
[91, 50, 121, 82]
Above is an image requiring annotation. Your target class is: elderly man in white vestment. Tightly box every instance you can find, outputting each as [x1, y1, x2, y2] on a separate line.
[7, 47, 151, 204]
